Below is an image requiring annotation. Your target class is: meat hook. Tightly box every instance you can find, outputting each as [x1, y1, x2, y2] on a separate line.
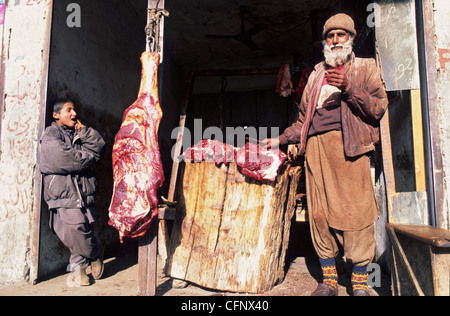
[145, 7, 170, 52]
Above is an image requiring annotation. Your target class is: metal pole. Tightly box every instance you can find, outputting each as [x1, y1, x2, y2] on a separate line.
[415, 0, 436, 227]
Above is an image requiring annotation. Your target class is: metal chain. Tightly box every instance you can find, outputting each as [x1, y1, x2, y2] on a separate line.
[145, 3, 169, 53]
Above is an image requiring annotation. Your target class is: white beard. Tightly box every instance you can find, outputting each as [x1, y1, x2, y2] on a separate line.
[323, 38, 354, 67]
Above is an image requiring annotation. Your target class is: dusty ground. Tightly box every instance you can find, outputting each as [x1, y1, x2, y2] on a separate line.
[0, 240, 391, 297]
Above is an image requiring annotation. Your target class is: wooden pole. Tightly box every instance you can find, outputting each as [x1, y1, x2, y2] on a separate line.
[138, 220, 159, 296]
[410, 89, 426, 192]
[167, 72, 194, 201]
[380, 108, 396, 221]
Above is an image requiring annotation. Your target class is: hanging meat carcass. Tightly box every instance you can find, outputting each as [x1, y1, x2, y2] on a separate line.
[276, 64, 294, 97]
[108, 52, 164, 241]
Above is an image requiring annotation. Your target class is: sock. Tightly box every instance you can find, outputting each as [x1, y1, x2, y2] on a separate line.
[352, 265, 369, 292]
[319, 258, 338, 290]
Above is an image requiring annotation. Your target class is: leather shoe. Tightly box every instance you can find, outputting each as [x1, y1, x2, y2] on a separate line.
[91, 253, 104, 280]
[353, 289, 370, 296]
[311, 283, 338, 296]
[67, 267, 90, 287]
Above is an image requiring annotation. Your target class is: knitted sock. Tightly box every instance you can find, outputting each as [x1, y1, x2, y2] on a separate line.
[319, 258, 338, 290]
[352, 265, 369, 293]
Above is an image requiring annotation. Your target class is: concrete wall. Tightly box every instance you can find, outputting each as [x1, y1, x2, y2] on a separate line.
[0, 0, 51, 284]
[432, 0, 450, 229]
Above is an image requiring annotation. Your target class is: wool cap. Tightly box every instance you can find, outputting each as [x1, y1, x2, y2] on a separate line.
[322, 13, 356, 39]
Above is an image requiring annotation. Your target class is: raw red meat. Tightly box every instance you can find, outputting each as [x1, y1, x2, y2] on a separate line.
[108, 52, 164, 241]
[236, 142, 287, 182]
[182, 140, 286, 182]
[182, 139, 235, 166]
[276, 64, 294, 97]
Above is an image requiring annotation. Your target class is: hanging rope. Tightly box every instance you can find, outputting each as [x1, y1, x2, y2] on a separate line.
[145, 1, 169, 53]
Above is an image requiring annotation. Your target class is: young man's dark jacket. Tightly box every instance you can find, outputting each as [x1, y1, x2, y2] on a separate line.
[40, 122, 105, 210]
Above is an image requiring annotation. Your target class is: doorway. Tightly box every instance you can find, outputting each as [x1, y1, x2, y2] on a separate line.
[38, 0, 148, 279]
[37, 0, 382, 281]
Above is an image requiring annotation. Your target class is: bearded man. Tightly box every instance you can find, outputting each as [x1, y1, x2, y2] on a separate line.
[263, 13, 388, 296]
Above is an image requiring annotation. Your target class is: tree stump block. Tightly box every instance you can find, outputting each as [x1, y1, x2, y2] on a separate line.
[165, 161, 302, 293]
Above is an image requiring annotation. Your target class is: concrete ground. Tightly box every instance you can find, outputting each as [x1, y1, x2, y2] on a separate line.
[0, 239, 391, 297]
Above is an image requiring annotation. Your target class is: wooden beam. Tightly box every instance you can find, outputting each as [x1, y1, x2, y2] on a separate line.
[380, 108, 397, 221]
[410, 89, 426, 192]
[167, 72, 194, 201]
[138, 220, 158, 296]
[191, 68, 279, 77]
[386, 224, 425, 296]
[158, 206, 176, 220]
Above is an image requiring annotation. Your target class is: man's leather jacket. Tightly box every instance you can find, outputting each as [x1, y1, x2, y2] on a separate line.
[279, 54, 388, 158]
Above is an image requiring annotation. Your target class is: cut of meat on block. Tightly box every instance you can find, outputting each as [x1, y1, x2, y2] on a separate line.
[182, 139, 235, 166]
[182, 140, 287, 182]
[236, 142, 287, 182]
[108, 52, 164, 241]
[165, 161, 302, 294]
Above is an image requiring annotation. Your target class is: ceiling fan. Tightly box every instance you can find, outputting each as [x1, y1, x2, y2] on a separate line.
[205, 6, 267, 51]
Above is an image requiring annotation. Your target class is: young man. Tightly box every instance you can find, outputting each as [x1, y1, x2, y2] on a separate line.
[40, 99, 106, 286]
[263, 13, 388, 296]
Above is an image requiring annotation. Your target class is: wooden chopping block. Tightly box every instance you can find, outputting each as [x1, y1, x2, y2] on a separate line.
[165, 161, 302, 293]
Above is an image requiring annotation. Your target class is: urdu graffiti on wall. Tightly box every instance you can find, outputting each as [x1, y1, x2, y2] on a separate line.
[13, 0, 51, 6]
[0, 2, 50, 221]
[0, 64, 40, 221]
[0, 0, 4, 25]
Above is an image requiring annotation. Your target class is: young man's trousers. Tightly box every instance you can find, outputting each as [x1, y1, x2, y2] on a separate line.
[50, 207, 103, 270]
